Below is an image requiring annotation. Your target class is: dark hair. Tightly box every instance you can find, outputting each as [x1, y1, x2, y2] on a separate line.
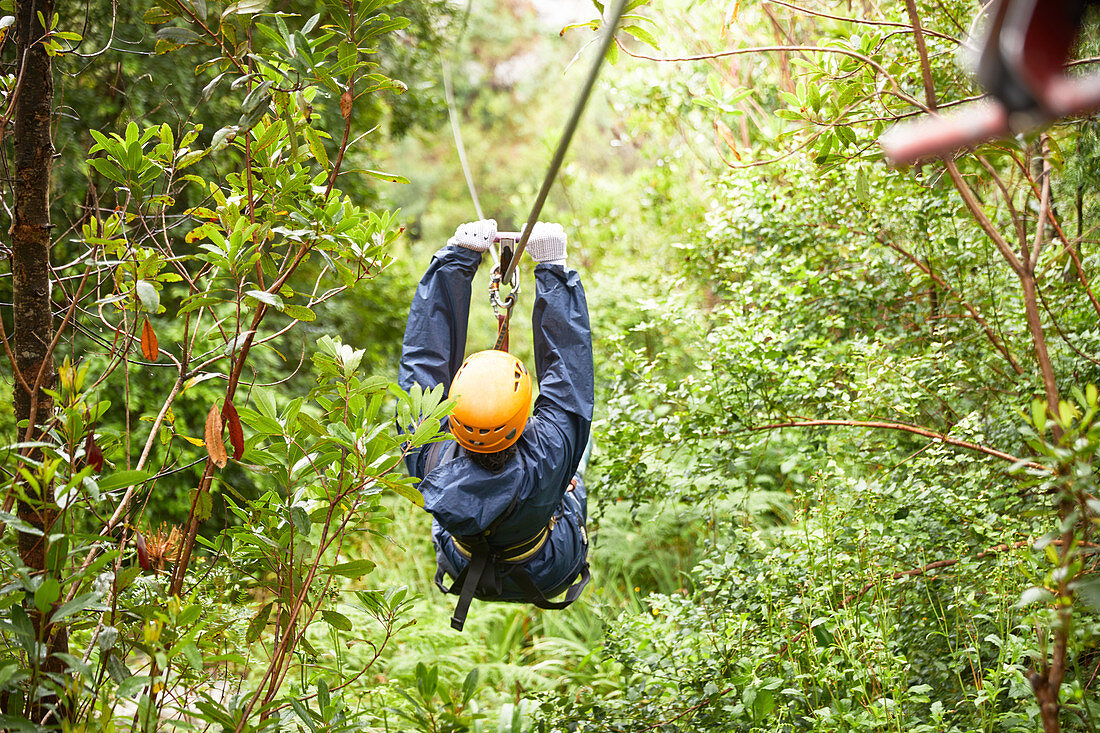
[467, 444, 517, 473]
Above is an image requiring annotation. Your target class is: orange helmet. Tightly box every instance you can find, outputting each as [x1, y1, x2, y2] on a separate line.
[449, 350, 533, 453]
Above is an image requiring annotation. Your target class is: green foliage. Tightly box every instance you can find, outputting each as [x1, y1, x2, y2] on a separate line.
[5, 0, 1100, 730]
[539, 1, 1100, 731]
[0, 0, 460, 728]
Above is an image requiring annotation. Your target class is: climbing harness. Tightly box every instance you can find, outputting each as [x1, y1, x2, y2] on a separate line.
[436, 479, 588, 631]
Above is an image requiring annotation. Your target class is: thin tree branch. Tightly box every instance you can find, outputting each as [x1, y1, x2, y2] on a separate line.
[766, 0, 961, 44]
[620, 44, 927, 112]
[903, 0, 938, 110]
[1030, 137, 1052, 269]
[944, 160, 1027, 274]
[749, 419, 1042, 470]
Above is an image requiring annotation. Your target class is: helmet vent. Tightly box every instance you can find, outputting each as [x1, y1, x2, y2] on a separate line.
[506, 427, 516, 441]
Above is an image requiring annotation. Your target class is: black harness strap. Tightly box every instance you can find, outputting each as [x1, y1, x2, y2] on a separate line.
[439, 492, 518, 631]
[439, 547, 590, 631]
[449, 542, 490, 631]
[510, 562, 590, 611]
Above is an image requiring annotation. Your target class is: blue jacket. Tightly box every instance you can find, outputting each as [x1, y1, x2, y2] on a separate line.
[399, 244, 593, 600]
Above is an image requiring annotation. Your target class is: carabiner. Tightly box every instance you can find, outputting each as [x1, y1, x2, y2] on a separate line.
[489, 264, 518, 313]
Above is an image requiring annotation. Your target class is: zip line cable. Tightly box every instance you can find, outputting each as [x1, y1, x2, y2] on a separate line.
[441, 0, 486, 232]
[442, 58, 486, 224]
[500, 0, 629, 286]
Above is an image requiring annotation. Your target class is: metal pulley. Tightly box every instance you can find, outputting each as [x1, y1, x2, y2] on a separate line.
[489, 232, 521, 314]
[489, 232, 522, 352]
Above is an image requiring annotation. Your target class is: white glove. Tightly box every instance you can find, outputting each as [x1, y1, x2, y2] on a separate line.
[524, 222, 567, 266]
[448, 219, 497, 252]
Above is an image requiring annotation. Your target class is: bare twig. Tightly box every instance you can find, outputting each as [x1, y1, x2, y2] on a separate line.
[750, 418, 1042, 470]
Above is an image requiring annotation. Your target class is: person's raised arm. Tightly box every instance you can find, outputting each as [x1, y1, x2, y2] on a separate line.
[398, 219, 496, 395]
[527, 224, 594, 473]
[399, 219, 495, 477]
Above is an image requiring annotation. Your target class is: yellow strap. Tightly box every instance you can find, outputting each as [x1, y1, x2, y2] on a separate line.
[452, 525, 550, 563]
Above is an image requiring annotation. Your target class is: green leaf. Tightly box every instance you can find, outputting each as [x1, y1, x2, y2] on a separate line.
[253, 388, 278, 420]
[605, 38, 619, 64]
[246, 603, 272, 645]
[409, 417, 441, 447]
[321, 609, 353, 631]
[328, 558, 375, 577]
[317, 677, 330, 714]
[211, 125, 238, 151]
[322, 422, 352, 449]
[282, 303, 316, 322]
[252, 119, 283, 153]
[1016, 586, 1054, 608]
[88, 157, 125, 183]
[50, 591, 105, 623]
[117, 674, 150, 700]
[177, 604, 202, 626]
[176, 149, 205, 169]
[192, 487, 213, 522]
[1074, 575, 1100, 611]
[202, 72, 228, 101]
[0, 715, 39, 733]
[223, 0, 266, 16]
[560, 20, 600, 35]
[855, 167, 869, 203]
[389, 477, 424, 507]
[753, 688, 776, 719]
[241, 83, 272, 117]
[462, 668, 479, 705]
[0, 660, 22, 689]
[0, 510, 43, 536]
[143, 6, 172, 23]
[97, 470, 151, 493]
[304, 126, 329, 170]
[35, 577, 60, 614]
[239, 409, 283, 436]
[290, 698, 319, 733]
[155, 26, 202, 45]
[620, 24, 658, 48]
[357, 168, 409, 184]
[181, 642, 202, 671]
[136, 280, 160, 313]
[290, 505, 311, 535]
[246, 289, 284, 310]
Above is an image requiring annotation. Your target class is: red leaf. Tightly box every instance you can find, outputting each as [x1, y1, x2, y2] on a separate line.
[204, 404, 228, 468]
[222, 400, 244, 461]
[141, 319, 159, 361]
[134, 531, 151, 572]
[85, 432, 104, 473]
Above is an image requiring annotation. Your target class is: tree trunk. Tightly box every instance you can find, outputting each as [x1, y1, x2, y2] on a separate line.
[11, 0, 66, 721]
